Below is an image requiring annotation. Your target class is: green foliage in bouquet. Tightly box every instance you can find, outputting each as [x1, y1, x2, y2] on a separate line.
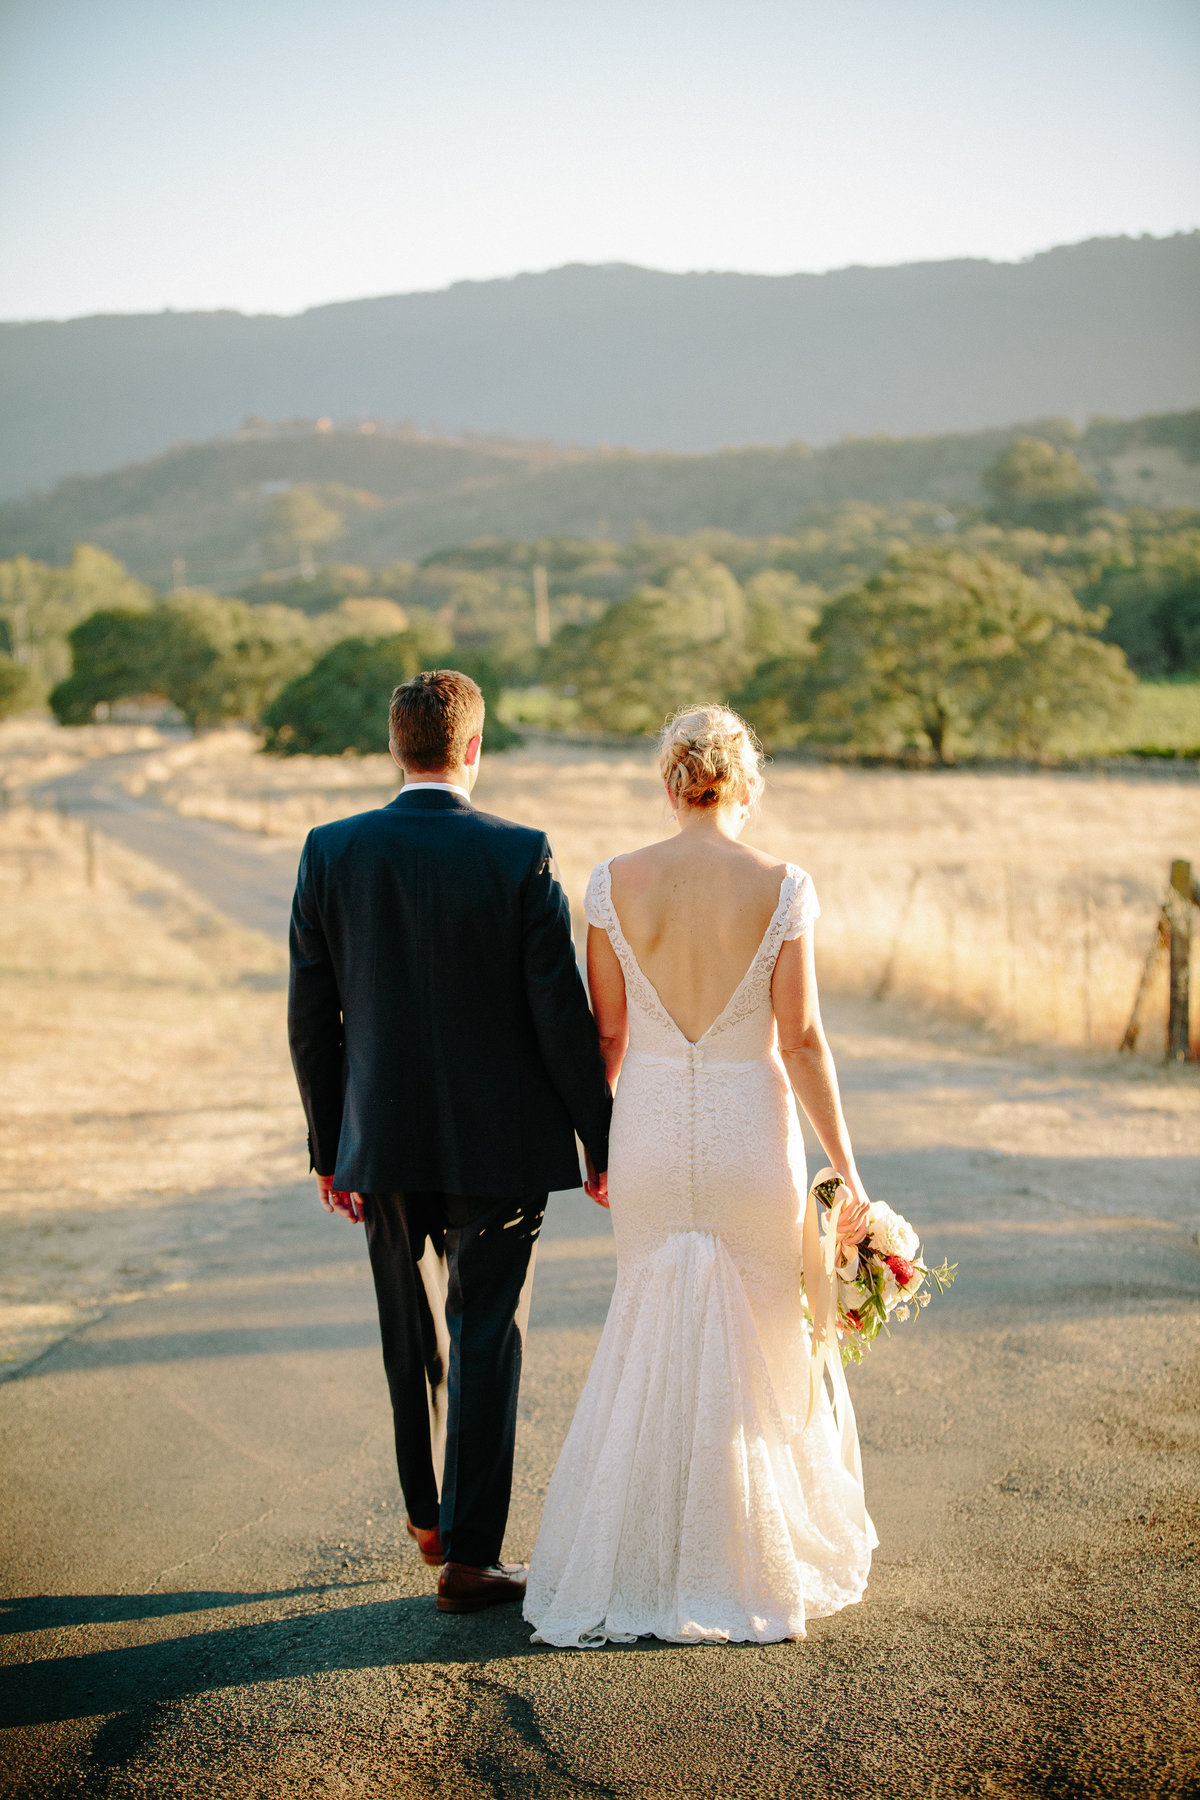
[810, 1176, 957, 1367]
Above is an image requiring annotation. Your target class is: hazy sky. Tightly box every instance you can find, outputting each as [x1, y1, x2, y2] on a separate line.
[1, 0, 1197, 321]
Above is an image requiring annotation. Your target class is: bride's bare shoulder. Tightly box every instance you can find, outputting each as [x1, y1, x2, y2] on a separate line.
[611, 837, 788, 903]
[737, 840, 790, 880]
[608, 841, 670, 897]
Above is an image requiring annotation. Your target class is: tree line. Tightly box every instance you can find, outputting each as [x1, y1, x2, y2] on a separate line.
[0, 438, 1196, 762]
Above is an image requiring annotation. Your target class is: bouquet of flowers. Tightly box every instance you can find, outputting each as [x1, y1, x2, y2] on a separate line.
[810, 1170, 957, 1365]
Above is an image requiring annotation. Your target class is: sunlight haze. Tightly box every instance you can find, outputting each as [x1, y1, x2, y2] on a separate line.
[0, 0, 1197, 320]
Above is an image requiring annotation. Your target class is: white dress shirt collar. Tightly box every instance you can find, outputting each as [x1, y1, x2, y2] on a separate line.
[395, 779, 472, 800]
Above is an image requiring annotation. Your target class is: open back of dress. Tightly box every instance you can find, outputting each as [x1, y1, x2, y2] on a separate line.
[524, 859, 876, 1648]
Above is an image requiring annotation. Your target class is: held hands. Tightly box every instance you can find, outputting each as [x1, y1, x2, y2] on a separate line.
[584, 1152, 609, 1209]
[316, 1173, 364, 1223]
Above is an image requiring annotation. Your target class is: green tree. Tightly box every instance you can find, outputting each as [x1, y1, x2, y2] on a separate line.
[807, 548, 1134, 762]
[50, 595, 318, 729]
[982, 437, 1098, 532]
[262, 621, 457, 756]
[546, 557, 754, 734]
[0, 545, 153, 696]
[1084, 527, 1200, 676]
[742, 568, 823, 661]
[0, 651, 35, 719]
[731, 570, 825, 747]
[49, 609, 183, 724]
[165, 595, 314, 726]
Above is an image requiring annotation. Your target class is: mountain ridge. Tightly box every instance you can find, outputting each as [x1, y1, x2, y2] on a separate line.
[2, 232, 1197, 500]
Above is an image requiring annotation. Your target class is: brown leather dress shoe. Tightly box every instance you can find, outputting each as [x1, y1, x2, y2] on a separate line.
[436, 1561, 528, 1613]
[406, 1519, 444, 1566]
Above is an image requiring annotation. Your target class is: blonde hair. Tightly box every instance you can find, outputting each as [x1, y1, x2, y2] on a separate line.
[659, 704, 765, 811]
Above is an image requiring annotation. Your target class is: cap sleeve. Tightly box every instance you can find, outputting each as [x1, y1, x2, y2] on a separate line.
[781, 866, 820, 940]
[584, 860, 615, 930]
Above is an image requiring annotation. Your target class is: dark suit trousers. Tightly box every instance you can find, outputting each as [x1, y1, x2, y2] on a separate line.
[362, 1190, 544, 1570]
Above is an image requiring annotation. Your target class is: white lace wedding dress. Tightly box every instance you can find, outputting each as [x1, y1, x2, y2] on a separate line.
[524, 859, 876, 1649]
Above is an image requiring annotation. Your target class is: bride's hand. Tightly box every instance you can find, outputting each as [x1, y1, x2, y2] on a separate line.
[835, 1176, 870, 1244]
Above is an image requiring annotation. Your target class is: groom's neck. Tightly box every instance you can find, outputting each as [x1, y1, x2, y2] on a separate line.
[402, 765, 471, 792]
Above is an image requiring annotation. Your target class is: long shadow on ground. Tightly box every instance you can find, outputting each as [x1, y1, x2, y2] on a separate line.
[0, 1589, 582, 1729]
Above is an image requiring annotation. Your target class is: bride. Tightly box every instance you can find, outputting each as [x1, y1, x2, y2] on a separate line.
[524, 704, 877, 1648]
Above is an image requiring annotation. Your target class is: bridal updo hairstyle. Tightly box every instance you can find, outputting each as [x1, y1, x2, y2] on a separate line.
[389, 669, 485, 771]
[659, 704, 765, 811]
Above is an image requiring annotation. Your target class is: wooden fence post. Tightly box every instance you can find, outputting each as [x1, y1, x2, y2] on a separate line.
[1167, 859, 1192, 1061]
[1119, 907, 1170, 1053]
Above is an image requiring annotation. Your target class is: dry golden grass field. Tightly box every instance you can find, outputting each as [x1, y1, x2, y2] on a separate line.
[121, 725, 1200, 1056]
[2, 719, 1198, 1381]
[0, 780, 296, 1370]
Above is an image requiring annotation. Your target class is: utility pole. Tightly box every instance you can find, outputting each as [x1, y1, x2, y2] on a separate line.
[532, 564, 551, 648]
[1167, 859, 1192, 1061]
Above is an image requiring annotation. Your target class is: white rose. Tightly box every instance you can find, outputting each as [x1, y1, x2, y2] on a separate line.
[866, 1203, 919, 1261]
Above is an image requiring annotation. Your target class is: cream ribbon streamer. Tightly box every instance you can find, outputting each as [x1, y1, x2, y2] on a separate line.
[801, 1166, 868, 1535]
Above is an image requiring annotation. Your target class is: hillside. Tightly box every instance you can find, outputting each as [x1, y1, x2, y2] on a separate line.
[2, 233, 1198, 499]
[0, 408, 1197, 592]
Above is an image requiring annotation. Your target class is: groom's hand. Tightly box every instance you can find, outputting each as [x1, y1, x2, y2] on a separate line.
[584, 1154, 609, 1209]
[316, 1174, 364, 1223]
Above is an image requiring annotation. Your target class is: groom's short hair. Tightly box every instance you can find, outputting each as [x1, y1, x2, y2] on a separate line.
[390, 669, 485, 770]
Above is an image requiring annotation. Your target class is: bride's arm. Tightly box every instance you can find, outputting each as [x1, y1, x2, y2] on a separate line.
[772, 931, 869, 1242]
[587, 925, 629, 1087]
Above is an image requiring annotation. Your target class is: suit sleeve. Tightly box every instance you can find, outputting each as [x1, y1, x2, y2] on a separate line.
[287, 833, 345, 1177]
[521, 839, 613, 1174]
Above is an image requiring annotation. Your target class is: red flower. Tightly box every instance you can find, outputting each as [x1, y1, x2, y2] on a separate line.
[844, 1308, 864, 1331]
[887, 1255, 916, 1286]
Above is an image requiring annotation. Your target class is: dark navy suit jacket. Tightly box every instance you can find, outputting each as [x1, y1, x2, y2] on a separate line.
[287, 786, 611, 1197]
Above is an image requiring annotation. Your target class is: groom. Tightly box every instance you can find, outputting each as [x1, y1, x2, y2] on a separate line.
[288, 669, 611, 1613]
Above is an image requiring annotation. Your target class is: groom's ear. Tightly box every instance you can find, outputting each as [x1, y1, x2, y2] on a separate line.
[465, 732, 483, 767]
[388, 740, 405, 771]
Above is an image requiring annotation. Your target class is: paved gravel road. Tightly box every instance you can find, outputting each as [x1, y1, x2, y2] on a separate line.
[38, 752, 302, 941]
[2, 773, 1199, 1798]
